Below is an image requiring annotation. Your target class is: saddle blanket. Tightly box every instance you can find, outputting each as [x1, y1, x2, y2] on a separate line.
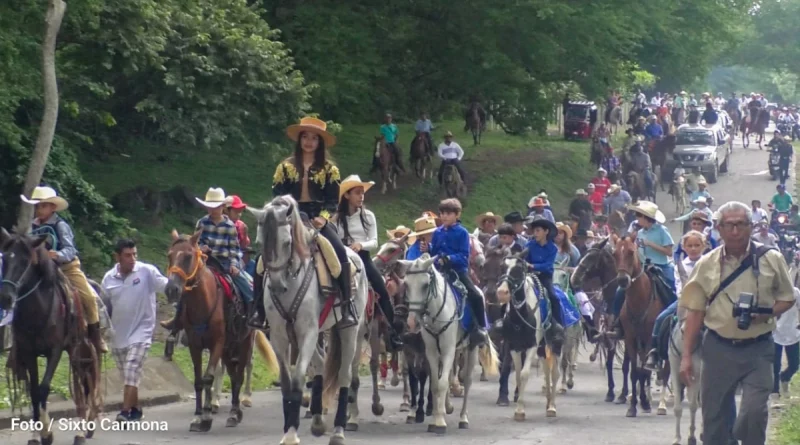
[540, 285, 582, 328]
[211, 270, 236, 300]
[449, 282, 488, 332]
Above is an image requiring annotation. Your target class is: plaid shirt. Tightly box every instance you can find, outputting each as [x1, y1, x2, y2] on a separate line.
[601, 155, 621, 173]
[196, 215, 242, 270]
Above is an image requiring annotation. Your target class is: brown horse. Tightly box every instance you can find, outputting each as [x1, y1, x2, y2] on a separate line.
[0, 229, 101, 445]
[165, 230, 258, 432]
[742, 108, 769, 149]
[626, 170, 657, 203]
[649, 135, 676, 190]
[613, 236, 663, 417]
[466, 106, 482, 145]
[374, 136, 399, 194]
[410, 132, 433, 180]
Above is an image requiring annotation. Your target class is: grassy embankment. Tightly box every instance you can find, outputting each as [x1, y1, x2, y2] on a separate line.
[1, 122, 598, 407]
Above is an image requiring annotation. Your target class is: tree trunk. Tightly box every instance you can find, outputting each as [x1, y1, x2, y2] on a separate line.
[15, 0, 67, 231]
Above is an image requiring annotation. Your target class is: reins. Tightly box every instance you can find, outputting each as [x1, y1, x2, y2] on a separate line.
[1, 253, 43, 304]
[168, 246, 220, 333]
[405, 266, 464, 363]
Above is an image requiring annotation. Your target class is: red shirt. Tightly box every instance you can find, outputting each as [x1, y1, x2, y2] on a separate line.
[588, 191, 604, 214]
[591, 176, 612, 196]
[234, 219, 250, 251]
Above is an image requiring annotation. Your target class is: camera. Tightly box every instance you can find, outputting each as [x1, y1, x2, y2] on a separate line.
[732, 292, 773, 330]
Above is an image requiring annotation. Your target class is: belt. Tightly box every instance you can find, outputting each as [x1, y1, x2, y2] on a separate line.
[709, 329, 772, 347]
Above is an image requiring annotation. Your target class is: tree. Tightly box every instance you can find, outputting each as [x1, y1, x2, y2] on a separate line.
[16, 0, 66, 231]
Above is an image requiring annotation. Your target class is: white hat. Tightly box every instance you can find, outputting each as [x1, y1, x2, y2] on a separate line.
[692, 196, 707, 204]
[338, 174, 375, 202]
[597, 167, 607, 173]
[195, 187, 227, 208]
[20, 186, 69, 212]
[575, 189, 588, 196]
[627, 200, 666, 224]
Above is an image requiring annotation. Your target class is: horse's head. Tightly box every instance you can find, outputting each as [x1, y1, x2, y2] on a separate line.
[480, 245, 510, 295]
[495, 249, 528, 305]
[570, 237, 613, 290]
[373, 236, 410, 273]
[249, 195, 309, 272]
[0, 228, 53, 311]
[394, 255, 438, 329]
[469, 235, 485, 268]
[612, 236, 640, 290]
[165, 229, 204, 301]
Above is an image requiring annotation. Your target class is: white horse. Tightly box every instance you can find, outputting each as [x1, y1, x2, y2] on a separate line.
[395, 255, 499, 433]
[248, 195, 368, 445]
[553, 261, 582, 394]
[668, 319, 703, 445]
[496, 254, 562, 420]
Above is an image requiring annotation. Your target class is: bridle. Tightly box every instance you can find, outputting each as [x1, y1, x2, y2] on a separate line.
[375, 239, 407, 267]
[497, 258, 545, 332]
[167, 247, 207, 292]
[0, 249, 43, 303]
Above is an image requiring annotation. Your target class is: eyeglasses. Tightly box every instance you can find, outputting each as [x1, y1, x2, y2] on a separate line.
[719, 221, 751, 231]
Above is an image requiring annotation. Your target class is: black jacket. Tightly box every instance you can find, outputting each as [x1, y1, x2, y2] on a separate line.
[272, 160, 341, 218]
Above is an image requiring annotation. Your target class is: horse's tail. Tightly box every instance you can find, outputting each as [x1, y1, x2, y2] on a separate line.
[254, 330, 280, 375]
[322, 328, 343, 403]
[478, 338, 499, 377]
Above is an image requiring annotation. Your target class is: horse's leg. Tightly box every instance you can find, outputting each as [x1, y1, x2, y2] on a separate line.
[332, 328, 360, 445]
[225, 358, 245, 428]
[415, 365, 429, 423]
[457, 347, 478, 429]
[626, 353, 639, 417]
[658, 365, 670, 415]
[189, 344, 206, 431]
[212, 365, 224, 414]
[368, 319, 383, 418]
[197, 340, 224, 432]
[426, 345, 453, 434]
[688, 368, 700, 445]
[25, 357, 43, 445]
[399, 352, 411, 411]
[390, 351, 400, 387]
[618, 353, 630, 404]
[36, 347, 62, 445]
[241, 347, 254, 408]
[605, 345, 616, 402]
[641, 369, 652, 413]
[547, 349, 560, 417]
[515, 348, 536, 421]
[671, 361, 684, 445]
[450, 354, 463, 397]
[294, 330, 324, 440]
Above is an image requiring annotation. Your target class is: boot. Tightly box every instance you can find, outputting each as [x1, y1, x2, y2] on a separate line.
[377, 295, 403, 350]
[644, 348, 659, 371]
[468, 296, 489, 347]
[248, 271, 267, 329]
[336, 264, 358, 329]
[87, 322, 108, 354]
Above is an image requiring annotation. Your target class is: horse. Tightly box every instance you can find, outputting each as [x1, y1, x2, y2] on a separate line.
[650, 135, 676, 190]
[410, 132, 433, 180]
[0, 228, 102, 445]
[480, 246, 509, 364]
[590, 138, 604, 168]
[626, 170, 657, 203]
[210, 329, 277, 412]
[570, 238, 630, 403]
[374, 136, 399, 194]
[466, 106, 482, 145]
[742, 108, 769, 149]
[605, 106, 624, 135]
[165, 230, 273, 432]
[553, 260, 583, 394]
[666, 318, 703, 445]
[247, 195, 369, 445]
[495, 253, 563, 419]
[442, 163, 467, 199]
[613, 236, 663, 417]
[394, 255, 499, 433]
[727, 108, 742, 137]
[670, 175, 689, 215]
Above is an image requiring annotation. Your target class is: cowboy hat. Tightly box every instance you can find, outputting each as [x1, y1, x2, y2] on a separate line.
[20, 186, 68, 212]
[575, 189, 587, 196]
[680, 91, 687, 95]
[697, 177, 708, 185]
[556, 221, 573, 239]
[627, 200, 666, 224]
[528, 197, 546, 208]
[421, 211, 442, 227]
[608, 184, 622, 194]
[476, 211, 502, 226]
[504, 211, 526, 224]
[410, 216, 437, 237]
[692, 196, 707, 204]
[444, 131, 454, 137]
[286, 117, 337, 147]
[690, 211, 711, 224]
[386, 225, 416, 245]
[525, 215, 557, 238]
[196, 187, 228, 208]
[338, 174, 375, 202]
[597, 167, 607, 173]
[225, 195, 247, 210]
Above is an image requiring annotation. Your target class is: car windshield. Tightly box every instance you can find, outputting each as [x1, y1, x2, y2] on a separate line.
[676, 131, 714, 146]
[565, 107, 588, 120]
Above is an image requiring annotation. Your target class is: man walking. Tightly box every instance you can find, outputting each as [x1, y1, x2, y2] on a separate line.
[101, 239, 168, 422]
[679, 201, 795, 445]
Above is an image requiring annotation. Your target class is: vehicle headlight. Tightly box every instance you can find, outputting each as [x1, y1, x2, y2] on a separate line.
[778, 215, 787, 224]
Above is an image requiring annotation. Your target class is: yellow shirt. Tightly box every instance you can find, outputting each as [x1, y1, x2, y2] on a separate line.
[679, 244, 794, 339]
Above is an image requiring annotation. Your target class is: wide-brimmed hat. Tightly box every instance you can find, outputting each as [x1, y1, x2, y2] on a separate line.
[597, 167, 607, 173]
[196, 187, 227, 208]
[692, 196, 707, 205]
[386, 225, 416, 245]
[628, 200, 666, 224]
[587, 183, 596, 190]
[575, 189, 587, 196]
[476, 211, 502, 226]
[286, 117, 337, 147]
[411, 216, 437, 237]
[680, 91, 687, 95]
[421, 211, 442, 227]
[608, 184, 622, 194]
[338, 174, 375, 202]
[528, 197, 546, 208]
[225, 195, 247, 210]
[20, 186, 69, 212]
[690, 211, 711, 224]
[525, 215, 557, 238]
[444, 131, 454, 137]
[697, 177, 708, 185]
[504, 211, 525, 224]
[556, 222, 573, 239]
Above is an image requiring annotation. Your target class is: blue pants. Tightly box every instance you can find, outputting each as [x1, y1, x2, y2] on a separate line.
[232, 270, 254, 303]
[651, 300, 678, 346]
[774, 342, 800, 393]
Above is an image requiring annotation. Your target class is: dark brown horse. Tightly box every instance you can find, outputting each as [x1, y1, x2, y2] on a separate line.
[742, 108, 770, 149]
[649, 135, 676, 190]
[165, 230, 258, 432]
[374, 136, 399, 194]
[0, 229, 101, 445]
[613, 236, 662, 417]
[410, 132, 433, 180]
[466, 105, 482, 145]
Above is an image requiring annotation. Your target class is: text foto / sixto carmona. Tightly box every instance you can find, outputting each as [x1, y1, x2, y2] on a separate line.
[11, 417, 169, 432]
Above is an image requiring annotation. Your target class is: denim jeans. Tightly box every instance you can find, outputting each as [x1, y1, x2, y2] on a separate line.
[232, 270, 254, 303]
[651, 300, 678, 346]
[773, 342, 800, 393]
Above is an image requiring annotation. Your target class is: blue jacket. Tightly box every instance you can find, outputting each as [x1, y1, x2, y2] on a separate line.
[406, 240, 424, 261]
[429, 222, 470, 273]
[524, 239, 558, 277]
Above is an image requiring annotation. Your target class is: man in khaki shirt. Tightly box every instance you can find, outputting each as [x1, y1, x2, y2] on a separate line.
[679, 201, 795, 445]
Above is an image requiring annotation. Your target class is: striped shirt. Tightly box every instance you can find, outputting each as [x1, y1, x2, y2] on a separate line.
[196, 215, 242, 270]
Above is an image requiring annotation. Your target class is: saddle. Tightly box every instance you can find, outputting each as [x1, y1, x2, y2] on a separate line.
[204, 256, 242, 303]
[644, 263, 677, 309]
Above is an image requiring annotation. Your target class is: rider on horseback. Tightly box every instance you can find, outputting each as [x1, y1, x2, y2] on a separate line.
[161, 187, 254, 334]
[376, 114, 406, 174]
[414, 112, 435, 156]
[523, 215, 566, 345]
[424, 198, 489, 346]
[436, 131, 467, 186]
[628, 138, 654, 193]
[21, 186, 108, 354]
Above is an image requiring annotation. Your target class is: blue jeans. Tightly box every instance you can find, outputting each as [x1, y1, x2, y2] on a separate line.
[232, 270, 254, 303]
[612, 263, 676, 318]
[773, 342, 800, 393]
[651, 300, 678, 347]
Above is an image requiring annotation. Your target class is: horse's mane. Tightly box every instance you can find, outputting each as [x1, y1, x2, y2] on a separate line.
[265, 195, 310, 261]
[170, 235, 192, 247]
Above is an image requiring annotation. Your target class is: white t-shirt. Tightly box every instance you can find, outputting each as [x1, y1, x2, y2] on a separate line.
[333, 208, 378, 252]
[774, 287, 800, 346]
[437, 142, 464, 161]
[751, 207, 769, 225]
[752, 232, 778, 247]
[101, 262, 168, 349]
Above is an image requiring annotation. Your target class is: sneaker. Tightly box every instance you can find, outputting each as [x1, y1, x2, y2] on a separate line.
[781, 380, 790, 396]
[130, 407, 143, 421]
[116, 410, 131, 423]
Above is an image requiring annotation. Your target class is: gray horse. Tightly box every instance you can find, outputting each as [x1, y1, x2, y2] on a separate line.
[248, 195, 369, 445]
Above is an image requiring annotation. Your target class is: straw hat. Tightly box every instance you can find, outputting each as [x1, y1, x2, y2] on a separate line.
[628, 200, 666, 224]
[20, 186, 68, 212]
[411, 216, 437, 237]
[556, 222, 573, 239]
[476, 212, 502, 227]
[575, 189, 587, 196]
[608, 184, 622, 194]
[690, 211, 711, 224]
[386, 225, 416, 245]
[697, 177, 708, 185]
[196, 187, 228, 208]
[286, 117, 337, 147]
[528, 197, 546, 208]
[338, 174, 375, 202]
[692, 196, 707, 205]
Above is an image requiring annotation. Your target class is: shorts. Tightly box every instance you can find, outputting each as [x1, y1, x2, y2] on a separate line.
[112, 342, 150, 387]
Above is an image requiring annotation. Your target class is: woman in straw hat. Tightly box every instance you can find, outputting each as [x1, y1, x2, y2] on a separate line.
[406, 215, 438, 261]
[554, 222, 581, 268]
[473, 211, 501, 245]
[20, 186, 107, 353]
[332, 175, 403, 349]
[162, 187, 254, 333]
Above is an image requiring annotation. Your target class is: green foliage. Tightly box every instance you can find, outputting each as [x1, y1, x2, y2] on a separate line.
[699, 65, 799, 104]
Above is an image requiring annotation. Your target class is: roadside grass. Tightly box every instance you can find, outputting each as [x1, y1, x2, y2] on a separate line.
[774, 374, 800, 444]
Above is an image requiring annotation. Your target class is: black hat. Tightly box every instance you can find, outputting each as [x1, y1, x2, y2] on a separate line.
[525, 215, 557, 238]
[504, 211, 525, 224]
[576, 228, 589, 237]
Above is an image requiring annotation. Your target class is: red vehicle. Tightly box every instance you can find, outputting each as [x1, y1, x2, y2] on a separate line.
[564, 101, 598, 140]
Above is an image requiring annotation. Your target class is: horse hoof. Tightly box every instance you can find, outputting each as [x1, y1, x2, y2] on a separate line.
[480, 374, 488, 382]
[642, 407, 651, 414]
[546, 408, 557, 418]
[615, 395, 628, 404]
[416, 411, 425, 423]
[345, 422, 359, 432]
[72, 436, 86, 445]
[86, 428, 95, 439]
[372, 403, 384, 416]
[657, 407, 668, 415]
[400, 402, 410, 412]
[567, 380, 574, 390]
[406, 416, 416, 424]
[558, 388, 567, 394]
[211, 403, 220, 414]
[589, 353, 597, 362]
[311, 417, 327, 436]
[41, 435, 54, 445]
[305, 410, 313, 419]
[226, 416, 239, 428]
[428, 425, 446, 435]
[377, 382, 386, 390]
[513, 412, 525, 422]
[329, 436, 346, 445]
[301, 393, 310, 408]
[241, 396, 252, 408]
[27, 441, 41, 445]
[458, 421, 469, 429]
[426, 405, 433, 416]
[571, 363, 577, 370]
[605, 393, 615, 403]
[688, 437, 697, 445]
[391, 375, 400, 387]
[626, 408, 637, 418]
[496, 396, 510, 406]
[190, 418, 212, 432]
[451, 388, 463, 398]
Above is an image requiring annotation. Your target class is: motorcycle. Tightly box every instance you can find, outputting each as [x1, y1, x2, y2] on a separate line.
[777, 122, 793, 136]
[769, 144, 781, 180]
[780, 233, 800, 265]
